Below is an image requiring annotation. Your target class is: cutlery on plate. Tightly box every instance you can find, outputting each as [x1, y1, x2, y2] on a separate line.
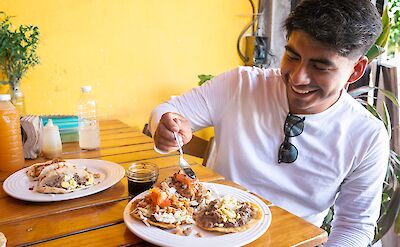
[173, 132, 196, 179]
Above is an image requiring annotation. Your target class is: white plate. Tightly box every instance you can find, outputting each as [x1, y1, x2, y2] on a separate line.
[123, 183, 272, 247]
[3, 159, 125, 202]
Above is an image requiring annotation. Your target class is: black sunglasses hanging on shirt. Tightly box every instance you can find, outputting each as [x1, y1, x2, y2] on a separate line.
[278, 113, 305, 164]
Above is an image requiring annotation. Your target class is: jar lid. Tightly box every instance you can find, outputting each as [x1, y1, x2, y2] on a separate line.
[0, 94, 11, 101]
[81, 85, 92, 93]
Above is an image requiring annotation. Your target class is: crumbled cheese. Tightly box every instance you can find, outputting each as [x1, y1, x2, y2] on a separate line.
[153, 210, 194, 224]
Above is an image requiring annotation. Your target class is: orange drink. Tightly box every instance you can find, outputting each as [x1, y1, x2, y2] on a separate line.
[0, 94, 24, 172]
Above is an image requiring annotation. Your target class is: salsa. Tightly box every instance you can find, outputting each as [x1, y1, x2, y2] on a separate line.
[128, 178, 156, 196]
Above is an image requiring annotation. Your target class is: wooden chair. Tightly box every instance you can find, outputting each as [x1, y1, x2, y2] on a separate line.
[142, 123, 215, 167]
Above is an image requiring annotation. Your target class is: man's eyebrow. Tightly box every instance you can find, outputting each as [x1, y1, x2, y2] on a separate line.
[285, 45, 336, 67]
[285, 45, 299, 56]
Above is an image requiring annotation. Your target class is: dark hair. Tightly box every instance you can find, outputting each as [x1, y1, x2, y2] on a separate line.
[284, 0, 382, 58]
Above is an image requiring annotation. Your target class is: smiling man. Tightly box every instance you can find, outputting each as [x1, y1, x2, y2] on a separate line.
[148, 0, 389, 246]
[281, 31, 368, 115]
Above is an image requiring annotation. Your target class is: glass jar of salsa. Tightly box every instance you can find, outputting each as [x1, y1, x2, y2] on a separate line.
[126, 162, 159, 197]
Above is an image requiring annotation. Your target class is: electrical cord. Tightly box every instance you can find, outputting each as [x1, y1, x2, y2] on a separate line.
[236, 0, 259, 63]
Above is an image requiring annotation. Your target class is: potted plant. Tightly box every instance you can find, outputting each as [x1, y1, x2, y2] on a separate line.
[0, 11, 40, 115]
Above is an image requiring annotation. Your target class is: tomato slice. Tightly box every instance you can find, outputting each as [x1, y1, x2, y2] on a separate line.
[175, 173, 192, 188]
[149, 187, 170, 208]
[159, 198, 171, 208]
[150, 187, 162, 206]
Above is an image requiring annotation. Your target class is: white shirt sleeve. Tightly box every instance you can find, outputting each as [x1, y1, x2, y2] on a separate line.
[325, 127, 389, 247]
[149, 67, 241, 137]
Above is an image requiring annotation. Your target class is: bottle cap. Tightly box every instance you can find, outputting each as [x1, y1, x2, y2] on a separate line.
[81, 86, 92, 93]
[0, 94, 11, 101]
[44, 119, 59, 131]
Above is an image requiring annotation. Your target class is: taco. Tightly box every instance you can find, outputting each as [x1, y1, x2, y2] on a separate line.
[130, 171, 214, 228]
[36, 164, 95, 194]
[160, 171, 210, 206]
[130, 187, 195, 229]
[26, 159, 66, 181]
[194, 195, 263, 233]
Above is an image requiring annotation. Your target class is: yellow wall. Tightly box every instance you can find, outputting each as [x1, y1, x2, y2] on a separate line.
[0, 0, 250, 135]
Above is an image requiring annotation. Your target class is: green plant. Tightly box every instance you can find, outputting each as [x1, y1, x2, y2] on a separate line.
[350, 86, 400, 243]
[388, 0, 400, 58]
[198, 74, 214, 86]
[366, 6, 391, 61]
[0, 11, 40, 88]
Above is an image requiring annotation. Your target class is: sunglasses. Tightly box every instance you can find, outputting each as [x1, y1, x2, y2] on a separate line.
[278, 113, 305, 164]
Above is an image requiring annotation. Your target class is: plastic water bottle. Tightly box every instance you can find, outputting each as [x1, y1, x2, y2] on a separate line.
[0, 94, 24, 172]
[77, 86, 100, 150]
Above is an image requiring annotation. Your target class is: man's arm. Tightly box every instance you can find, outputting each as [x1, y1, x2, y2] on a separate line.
[326, 127, 389, 246]
[149, 67, 242, 153]
[152, 112, 193, 153]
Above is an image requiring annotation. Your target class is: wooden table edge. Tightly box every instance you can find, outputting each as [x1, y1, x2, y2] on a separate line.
[293, 231, 328, 247]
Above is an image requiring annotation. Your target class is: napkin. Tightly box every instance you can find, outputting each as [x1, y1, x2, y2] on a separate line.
[21, 115, 43, 159]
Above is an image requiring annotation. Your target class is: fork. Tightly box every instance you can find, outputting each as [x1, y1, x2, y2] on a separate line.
[173, 132, 196, 179]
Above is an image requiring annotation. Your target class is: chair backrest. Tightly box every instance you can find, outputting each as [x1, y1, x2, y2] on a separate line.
[202, 136, 215, 167]
[142, 123, 215, 167]
[142, 123, 152, 137]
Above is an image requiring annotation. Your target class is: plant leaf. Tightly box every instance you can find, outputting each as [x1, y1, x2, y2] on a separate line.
[382, 192, 391, 204]
[198, 74, 214, 86]
[367, 6, 390, 62]
[348, 86, 374, 98]
[366, 103, 383, 121]
[366, 44, 385, 62]
[381, 101, 392, 138]
[378, 88, 400, 107]
[396, 208, 400, 234]
[376, 6, 391, 47]
[374, 187, 400, 243]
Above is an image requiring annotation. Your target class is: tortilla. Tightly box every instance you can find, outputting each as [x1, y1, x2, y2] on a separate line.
[130, 199, 179, 229]
[26, 159, 64, 180]
[195, 201, 263, 233]
[35, 163, 95, 194]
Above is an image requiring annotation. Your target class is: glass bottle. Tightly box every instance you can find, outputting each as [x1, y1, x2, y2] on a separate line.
[0, 94, 25, 172]
[77, 85, 100, 150]
[7, 85, 26, 116]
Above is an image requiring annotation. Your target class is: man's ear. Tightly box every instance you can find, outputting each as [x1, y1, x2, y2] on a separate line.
[347, 56, 368, 84]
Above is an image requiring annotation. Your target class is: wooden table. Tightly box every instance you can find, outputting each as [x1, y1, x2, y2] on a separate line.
[0, 120, 327, 247]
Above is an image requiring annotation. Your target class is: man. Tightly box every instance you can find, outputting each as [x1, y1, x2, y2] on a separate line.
[149, 0, 389, 246]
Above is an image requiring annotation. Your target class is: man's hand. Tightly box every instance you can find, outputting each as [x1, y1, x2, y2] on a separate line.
[154, 112, 192, 153]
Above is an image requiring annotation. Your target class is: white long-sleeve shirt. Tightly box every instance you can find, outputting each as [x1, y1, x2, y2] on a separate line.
[150, 66, 389, 246]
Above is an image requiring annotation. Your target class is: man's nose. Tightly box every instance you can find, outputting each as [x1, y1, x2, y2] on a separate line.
[290, 64, 310, 85]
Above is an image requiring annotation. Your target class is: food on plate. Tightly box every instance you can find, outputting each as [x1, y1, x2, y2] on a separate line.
[26, 159, 98, 194]
[36, 165, 95, 193]
[172, 225, 193, 236]
[161, 171, 206, 204]
[130, 171, 264, 235]
[130, 171, 212, 229]
[194, 195, 263, 233]
[26, 159, 65, 180]
[130, 187, 196, 228]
